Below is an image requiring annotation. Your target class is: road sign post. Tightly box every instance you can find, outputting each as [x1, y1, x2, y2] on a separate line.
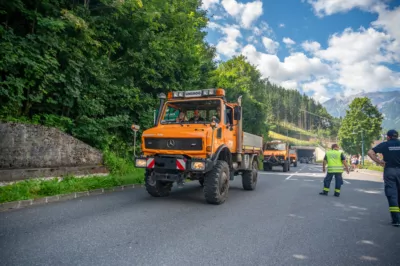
[131, 124, 140, 158]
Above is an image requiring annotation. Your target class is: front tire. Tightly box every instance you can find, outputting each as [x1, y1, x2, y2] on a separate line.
[263, 163, 272, 171]
[242, 160, 258, 190]
[203, 160, 230, 205]
[145, 170, 173, 197]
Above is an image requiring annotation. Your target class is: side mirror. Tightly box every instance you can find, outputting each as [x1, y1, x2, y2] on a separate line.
[234, 106, 241, 120]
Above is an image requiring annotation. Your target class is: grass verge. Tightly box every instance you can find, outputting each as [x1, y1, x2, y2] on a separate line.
[362, 161, 384, 172]
[0, 172, 145, 204]
[0, 152, 145, 204]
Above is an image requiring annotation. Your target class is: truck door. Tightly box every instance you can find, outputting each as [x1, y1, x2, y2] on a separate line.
[223, 105, 236, 153]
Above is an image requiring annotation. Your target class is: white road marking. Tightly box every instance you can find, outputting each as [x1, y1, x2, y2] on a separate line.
[285, 175, 293, 180]
[344, 180, 351, 184]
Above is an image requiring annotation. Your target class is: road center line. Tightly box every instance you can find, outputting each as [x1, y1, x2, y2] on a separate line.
[285, 175, 293, 180]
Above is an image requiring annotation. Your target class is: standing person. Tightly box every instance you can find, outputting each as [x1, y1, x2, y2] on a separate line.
[319, 144, 350, 197]
[367, 129, 400, 227]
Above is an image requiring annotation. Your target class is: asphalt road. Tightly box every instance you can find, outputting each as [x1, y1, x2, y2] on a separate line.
[1, 164, 400, 266]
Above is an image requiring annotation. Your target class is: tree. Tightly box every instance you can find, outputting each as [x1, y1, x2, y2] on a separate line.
[338, 97, 383, 155]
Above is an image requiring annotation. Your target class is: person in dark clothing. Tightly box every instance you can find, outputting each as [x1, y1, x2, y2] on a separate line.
[368, 129, 400, 227]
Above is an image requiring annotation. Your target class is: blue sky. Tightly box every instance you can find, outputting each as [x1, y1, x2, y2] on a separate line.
[201, 0, 400, 102]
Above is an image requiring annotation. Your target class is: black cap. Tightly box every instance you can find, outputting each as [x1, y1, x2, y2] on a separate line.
[387, 129, 398, 138]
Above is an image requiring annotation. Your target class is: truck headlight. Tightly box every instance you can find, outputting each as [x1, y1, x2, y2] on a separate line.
[191, 162, 205, 171]
[135, 158, 147, 168]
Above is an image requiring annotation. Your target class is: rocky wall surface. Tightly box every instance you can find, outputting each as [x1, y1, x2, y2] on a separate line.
[0, 122, 103, 169]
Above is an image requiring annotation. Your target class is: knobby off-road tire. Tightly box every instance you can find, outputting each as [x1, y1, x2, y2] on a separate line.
[145, 170, 173, 197]
[263, 163, 272, 171]
[283, 162, 289, 172]
[242, 160, 258, 190]
[203, 160, 230, 205]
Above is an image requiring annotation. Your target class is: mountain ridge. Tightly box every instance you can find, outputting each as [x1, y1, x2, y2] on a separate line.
[322, 90, 400, 130]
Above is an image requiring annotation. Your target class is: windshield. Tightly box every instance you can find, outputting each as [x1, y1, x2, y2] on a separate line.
[160, 99, 221, 124]
[265, 143, 287, 150]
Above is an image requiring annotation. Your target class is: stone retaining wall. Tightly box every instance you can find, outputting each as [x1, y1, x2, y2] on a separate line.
[0, 122, 106, 181]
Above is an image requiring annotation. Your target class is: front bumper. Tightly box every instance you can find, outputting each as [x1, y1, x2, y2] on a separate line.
[263, 155, 286, 165]
[135, 155, 214, 173]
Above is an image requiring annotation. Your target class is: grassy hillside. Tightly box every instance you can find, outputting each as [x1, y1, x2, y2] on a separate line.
[268, 131, 319, 146]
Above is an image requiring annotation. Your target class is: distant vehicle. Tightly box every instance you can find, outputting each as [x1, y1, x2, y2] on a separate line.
[263, 140, 291, 172]
[299, 157, 309, 164]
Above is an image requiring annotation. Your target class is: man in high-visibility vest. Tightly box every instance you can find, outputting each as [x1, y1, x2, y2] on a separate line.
[319, 144, 350, 197]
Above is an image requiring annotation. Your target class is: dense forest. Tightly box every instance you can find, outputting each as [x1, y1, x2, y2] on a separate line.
[0, 0, 337, 157]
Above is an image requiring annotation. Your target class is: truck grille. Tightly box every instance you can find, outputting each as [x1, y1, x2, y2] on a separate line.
[144, 138, 203, 151]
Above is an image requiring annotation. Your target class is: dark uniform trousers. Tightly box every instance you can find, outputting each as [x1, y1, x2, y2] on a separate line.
[324, 173, 343, 193]
[384, 167, 400, 221]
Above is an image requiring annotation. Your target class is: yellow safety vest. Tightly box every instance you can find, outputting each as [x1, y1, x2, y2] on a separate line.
[326, 150, 344, 173]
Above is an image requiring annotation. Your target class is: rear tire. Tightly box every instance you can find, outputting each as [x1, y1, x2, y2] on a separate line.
[145, 170, 173, 197]
[242, 160, 258, 190]
[294, 162, 297, 167]
[203, 160, 230, 205]
[283, 162, 289, 172]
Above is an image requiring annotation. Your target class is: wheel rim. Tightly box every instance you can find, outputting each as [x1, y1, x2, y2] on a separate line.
[252, 163, 258, 184]
[148, 171, 156, 186]
[220, 171, 229, 195]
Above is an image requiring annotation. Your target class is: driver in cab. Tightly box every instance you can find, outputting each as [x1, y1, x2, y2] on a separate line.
[189, 109, 205, 123]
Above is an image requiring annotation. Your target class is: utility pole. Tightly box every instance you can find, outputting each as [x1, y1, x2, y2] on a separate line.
[361, 130, 365, 167]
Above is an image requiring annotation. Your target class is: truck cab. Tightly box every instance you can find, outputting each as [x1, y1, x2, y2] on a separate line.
[263, 140, 291, 172]
[134, 88, 263, 205]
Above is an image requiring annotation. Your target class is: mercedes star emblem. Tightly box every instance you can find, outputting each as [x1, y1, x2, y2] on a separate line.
[167, 139, 175, 148]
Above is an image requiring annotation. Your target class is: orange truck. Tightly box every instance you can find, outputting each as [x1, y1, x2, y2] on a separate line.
[263, 140, 291, 172]
[133, 88, 263, 205]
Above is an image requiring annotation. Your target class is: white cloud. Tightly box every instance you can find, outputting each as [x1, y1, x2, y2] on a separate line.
[216, 25, 242, 57]
[279, 23, 285, 28]
[372, 5, 400, 60]
[283, 37, 296, 45]
[307, 0, 381, 17]
[213, 15, 224, 20]
[302, 41, 321, 53]
[208, 21, 223, 30]
[241, 45, 332, 85]
[316, 27, 394, 65]
[221, 0, 263, 28]
[201, 0, 220, 10]
[280, 80, 298, 90]
[337, 61, 400, 95]
[302, 79, 331, 103]
[262, 37, 280, 54]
